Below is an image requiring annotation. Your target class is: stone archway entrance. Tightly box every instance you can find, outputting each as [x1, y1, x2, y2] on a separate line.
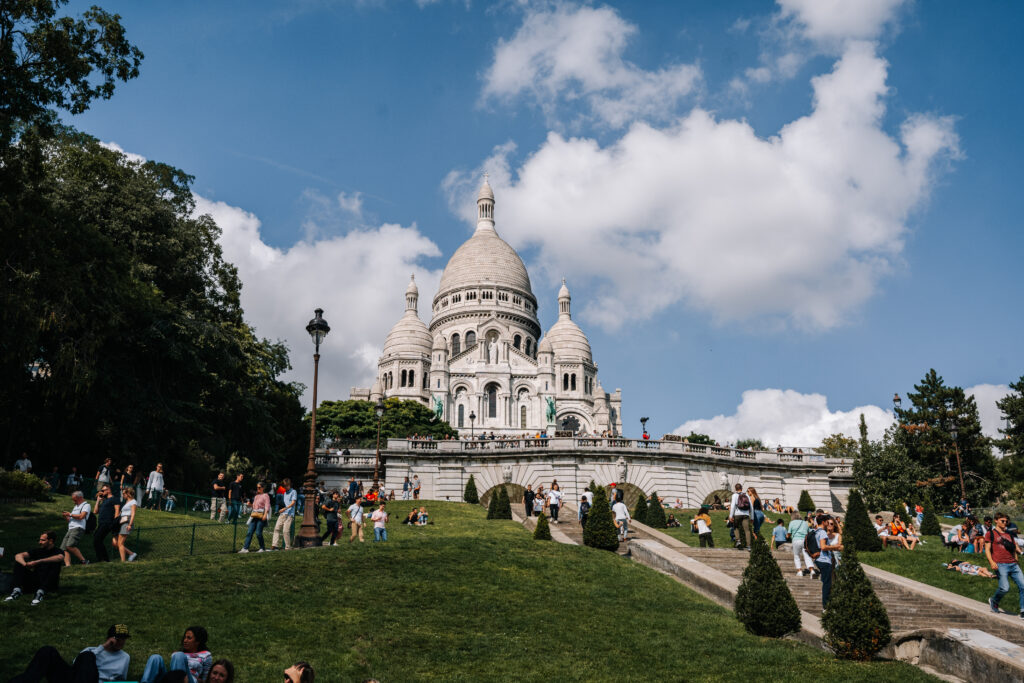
[702, 489, 731, 510]
[481, 483, 526, 507]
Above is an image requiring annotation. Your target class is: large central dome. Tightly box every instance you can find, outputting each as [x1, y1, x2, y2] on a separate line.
[434, 177, 533, 302]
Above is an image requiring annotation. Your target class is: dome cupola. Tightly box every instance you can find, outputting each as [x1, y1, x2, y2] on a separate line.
[382, 275, 432, 359]
[542, 278, 592, 363]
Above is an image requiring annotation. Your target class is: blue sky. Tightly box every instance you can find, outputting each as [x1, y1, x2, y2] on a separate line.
[67, 0, 1022, 445]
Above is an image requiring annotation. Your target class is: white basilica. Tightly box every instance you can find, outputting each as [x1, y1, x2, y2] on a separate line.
[351, 178, 623, 436]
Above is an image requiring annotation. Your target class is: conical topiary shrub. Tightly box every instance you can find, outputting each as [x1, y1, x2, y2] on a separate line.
[632, 490, 648, 522]
[822, 540, 891, 660]
[844, 489, 881, 552]
[495, 485, 512, 520]
[798, 490, 816, 513]
[583, 486, 619, 551]
[534, 512, 552, 540]
[919, 492, 942, 536]
[486, 487, 499, 519]
[734, 536, 801, 637]
[645, 492, 667, 528]
[588, 480, 598, 494]
[464, 474, 479, 504]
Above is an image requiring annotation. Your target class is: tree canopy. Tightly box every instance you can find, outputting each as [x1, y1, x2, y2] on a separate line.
[310, 399, 457, 448]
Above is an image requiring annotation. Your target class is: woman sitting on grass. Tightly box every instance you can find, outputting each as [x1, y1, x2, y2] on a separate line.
[944, 559, 996, 578]
[889, 514, 918, 550]
[140, 626, 213, 683]
[416, 507, 430, 525]
[402, 509, 419, 525]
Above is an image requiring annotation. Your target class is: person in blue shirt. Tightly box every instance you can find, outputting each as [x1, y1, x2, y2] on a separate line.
[10, 623, 131, 682]
[813, 515, 844, 609]
[271, 479, 297, 550]
[770, 518, 789, 550]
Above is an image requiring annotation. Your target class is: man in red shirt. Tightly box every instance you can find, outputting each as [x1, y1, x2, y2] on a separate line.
[986, 512, 1024, 618]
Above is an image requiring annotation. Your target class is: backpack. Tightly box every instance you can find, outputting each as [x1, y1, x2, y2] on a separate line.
[804, 530, 821, 559]
[737, 492, 751, 511]
[85, 510, 97, 534]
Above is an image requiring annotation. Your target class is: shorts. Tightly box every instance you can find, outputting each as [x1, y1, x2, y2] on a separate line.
[119, 520, 133, 535]
[60, 526, 85, 550]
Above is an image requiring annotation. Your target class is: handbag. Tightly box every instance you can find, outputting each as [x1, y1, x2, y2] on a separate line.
[250, 509, 266, 521]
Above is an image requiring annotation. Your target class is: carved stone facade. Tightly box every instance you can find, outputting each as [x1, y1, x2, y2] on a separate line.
[351, 178, 623, 436]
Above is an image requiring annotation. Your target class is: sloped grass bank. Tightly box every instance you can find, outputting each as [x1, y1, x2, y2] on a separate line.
[1, 501, 932, 681]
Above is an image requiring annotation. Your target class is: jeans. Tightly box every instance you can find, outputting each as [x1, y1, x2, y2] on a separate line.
[374, 526, 387, 542]
[10, 647, 98, 683]
[752, 510, 765, 535]
[243, 519, 267, 550]
[141, 652, 196, 683]
[549, 503, 560, 522]
[993, 562, 1024, 612]
[816, 560, 834, 608]
[617, 519, 629, 539]
[227, 500, 241, 522]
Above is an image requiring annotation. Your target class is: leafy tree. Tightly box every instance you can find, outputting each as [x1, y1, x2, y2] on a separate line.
[822, 541, 891, 660]
[996, 376, 1024, 492]
[533, 512, 552, 540]
[583, 486, 619, 551]
[797, 490, 816, 513]
[852, 428, 927, 512]
[919, 492, 942, 536]
[735, 536, 801, 637]
[463, 474, 479, 504]
[310, 399, 457, 448]
[843, 490, 881, 552]
[486, 487, 499, 519]
[645, 492, 667, 528]
[0, 0, 143, 148]
[820, 434, 859, 460]
[895, 369, 997, 507]
[735, 438, 764, 450]
[683, 432, 715, 446]
[632, 490, 648, 522]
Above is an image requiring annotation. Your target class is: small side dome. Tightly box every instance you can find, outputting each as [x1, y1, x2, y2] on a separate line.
[382, 313, 432, 358]
[432, 334, 446, 351]
[406, 274, 419, 296]
[478, 175, 495, 201]
[537, 335, 553, 355]
[558, 278, 570, 300]
[543, 318, 592, 363]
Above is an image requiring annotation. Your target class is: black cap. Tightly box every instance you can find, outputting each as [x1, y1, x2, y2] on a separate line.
[107, 624, 130, 639]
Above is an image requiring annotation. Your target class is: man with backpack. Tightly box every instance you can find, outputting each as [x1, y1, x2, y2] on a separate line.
[986, 512, 1024, 618]
[728, 483, 752, 550]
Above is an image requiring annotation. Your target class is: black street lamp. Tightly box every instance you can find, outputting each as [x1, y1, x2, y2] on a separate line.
[948, 420, 966, 502]
[469, 410, 476, 440]
[373, 399, 385, 487]
[892, 393, 901, 414]
[297, 308, 329, 548]
[640, 416, 650, 440]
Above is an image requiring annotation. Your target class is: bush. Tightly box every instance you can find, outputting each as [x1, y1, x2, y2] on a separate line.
[822, 540, 891, 660]
[798, 490, 816, 513]
[464, 475, 479, 504]
[632, 490, 648, 522]
[645, 492, 667, 528]
[533, 512, 552, 540]
[843, 489, 881, 552]
[919, 492, 942, 536]
[486, 487, 499, 519]
[494, 486, 512, 520]
[0, 471, 52, 501]
[583, 487, 619, 552]
[734, 536, 801, 637]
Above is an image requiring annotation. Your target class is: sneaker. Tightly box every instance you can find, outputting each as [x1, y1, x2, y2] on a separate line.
[256, 548, 265, 553]
[127, 552, 138, 562]
[4, 589, 22, 602]
[989, 598, 1000, 614]
[80, 559, 90, 566]
[238, 548, 249, 554]
[31, 590, 44, 605]
[797, 570, 805, 577]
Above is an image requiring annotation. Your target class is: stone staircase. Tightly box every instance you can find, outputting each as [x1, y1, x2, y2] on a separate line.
[673, 546, 1024, 647]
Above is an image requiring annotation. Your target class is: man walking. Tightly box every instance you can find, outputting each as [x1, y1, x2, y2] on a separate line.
[145, 463, 165, 510]
[271, 478, 297, 550]
[728, 483, 753, 550]
[987, 512, 1024, 618]
[210, 472, 228, 523]
[227, 473, 244, 522]
[402, 476, 411, 500]
[412, 475, 421, 500]
[14, 452, 32, 473]
[612, 495, 631, 541]
[347, 476, 358, 506]
[60, 491, 91, 566]
[371, 502, 388, 542]
[91, 485, 117, 563]
[523, 484, 536, 518]
[320, 491, 341, 545]
[347, 496, 365, 543]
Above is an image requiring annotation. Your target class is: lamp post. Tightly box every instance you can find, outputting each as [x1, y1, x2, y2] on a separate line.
[640, 416, 649, 440]
[948, 420, 966, 502]
[469, 411, 476, 440]
[373, 399, 385, 488]
[297, 308, 330, 548]
[893, 393, 901, 415]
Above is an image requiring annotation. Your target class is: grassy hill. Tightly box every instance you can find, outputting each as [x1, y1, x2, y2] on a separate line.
[0, 500, 933, 681]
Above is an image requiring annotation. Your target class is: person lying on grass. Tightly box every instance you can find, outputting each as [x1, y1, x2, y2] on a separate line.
[944, 560, 996, 578]
[140, 625, 213, 683]
[10, 623, 131, 683]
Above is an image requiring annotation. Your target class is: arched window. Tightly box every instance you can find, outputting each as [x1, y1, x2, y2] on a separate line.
[563, 373, 569, 391]
[387, 372, 393, 389]
[513, 334, 522, 349]
[525, 338, 532, 355]
[487, 383, 498, 418]
[465, 330, 476, 347]
[458, 404, 465, 428]
[423, 373, 428, 389]
[521, 405, 527, 428]
[401, 369, 407, 387]
[451, 333, 461, 355]
[408, 370, 414, 388]
[571, 374, 576, 391]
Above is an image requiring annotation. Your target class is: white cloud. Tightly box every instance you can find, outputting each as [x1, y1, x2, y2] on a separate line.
[777, 0, 908, 47]
[99, 141, 147, 165]
[451, 42, 959, 331]
[336, 191, 364, 217]
[482, 3, 700, 128]
[674, 388, 894, 448]
[966, 384, 1012, 440]
[196, 196, 443, 402]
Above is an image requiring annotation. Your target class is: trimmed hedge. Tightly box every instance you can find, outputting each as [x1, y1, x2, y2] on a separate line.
[464, 475, 479, 504]
[583, 486, 619, 551]
[797, 490, 816, 513]
[844, 489, 882, 552]
[735, 536, 801, 637]
[645, 492, 667, 528]
[632, 491, 648, 522]
[495, 486, 512, 520]
[0, 471, 52, 501]
[486, 488, 499, 519]
[822, 540, 892, 660]
[533, 512, 552, 540]
[919, 492, 942, 536]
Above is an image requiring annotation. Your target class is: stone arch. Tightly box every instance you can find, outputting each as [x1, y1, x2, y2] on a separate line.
[702, 489, 732, 509]
[611, 482, 646, 509]
[480, 483, 526, 507]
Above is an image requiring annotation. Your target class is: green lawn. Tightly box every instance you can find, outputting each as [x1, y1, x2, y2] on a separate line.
[0, 500, 935, 682]
[658, 508, 1022, 615]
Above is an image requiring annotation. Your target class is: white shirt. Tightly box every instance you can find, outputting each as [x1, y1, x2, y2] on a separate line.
[874, 522, 889, 537]
[695, 518, 710, 534]
[80, 644, 130, 681]
[147, 470, 164, 490]
[69, 501, 91, 530]
[547, 489, 562, 506]
[583, 491, 594, 505]
[612, 501, 630, 521]
[119, 499, 137, 522]
[14, 457, 32, 472]
[729, 492, 750, 518]
[348, 503, 364, 524]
